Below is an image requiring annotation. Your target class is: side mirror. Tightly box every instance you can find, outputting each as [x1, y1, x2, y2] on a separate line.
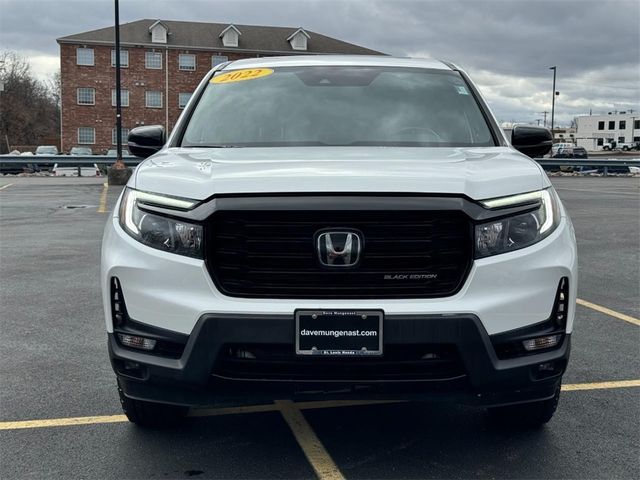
[127, 125, 165, 158]
[511, 125, 553, 158]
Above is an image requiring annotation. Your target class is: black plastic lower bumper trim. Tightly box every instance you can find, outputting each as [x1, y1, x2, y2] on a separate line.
[109, 313, 570, 408]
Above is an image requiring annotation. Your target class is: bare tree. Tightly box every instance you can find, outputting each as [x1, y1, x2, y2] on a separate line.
[0, 51, 60, 153]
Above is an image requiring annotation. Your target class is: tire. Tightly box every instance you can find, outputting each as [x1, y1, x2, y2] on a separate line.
[118, 382, 188, 427]
[487, 386, 560, 428]
[603, 146, 610, 151]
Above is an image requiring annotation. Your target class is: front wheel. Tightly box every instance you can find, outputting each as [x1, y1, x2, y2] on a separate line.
[487, 386, 560, 427]
[118, 382, 188, 427]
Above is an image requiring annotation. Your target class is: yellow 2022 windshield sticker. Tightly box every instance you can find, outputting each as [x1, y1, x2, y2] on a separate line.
[211, 68, 274, 84]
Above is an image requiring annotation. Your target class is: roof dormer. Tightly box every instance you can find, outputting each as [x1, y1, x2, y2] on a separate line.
[149, 20, 169, 44]
[219, 24, 241, 47]
[287, 28, 310, 51]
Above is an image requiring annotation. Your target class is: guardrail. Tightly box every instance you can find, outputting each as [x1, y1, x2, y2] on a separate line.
[0, 155, 143, 165]
[535, 158, 640, 167]
[0, 155, 143, 176]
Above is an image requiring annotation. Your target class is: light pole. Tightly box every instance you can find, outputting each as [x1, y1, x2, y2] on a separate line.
[114, 0, 123, 161]
[549, 66, 557, 137]
[108, 0, 131, 185]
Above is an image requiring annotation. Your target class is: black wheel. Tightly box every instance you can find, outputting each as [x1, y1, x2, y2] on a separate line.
[487, 386, 560, 428]
[118, 382, 188, 427]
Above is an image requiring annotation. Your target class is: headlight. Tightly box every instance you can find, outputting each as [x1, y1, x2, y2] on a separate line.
[118, 188, 203, 258]
[475, 188, 560, 258]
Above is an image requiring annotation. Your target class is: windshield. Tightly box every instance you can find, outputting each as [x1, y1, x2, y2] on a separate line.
[181, 66, 495, 148]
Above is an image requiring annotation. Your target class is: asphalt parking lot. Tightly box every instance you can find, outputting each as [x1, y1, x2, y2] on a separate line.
[1, 176, 638, 479]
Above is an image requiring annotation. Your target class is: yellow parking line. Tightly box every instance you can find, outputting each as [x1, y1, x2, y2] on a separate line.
[97, 183, 109, 213]
[577, 298, 640, 326]
[0, 414, 127, 431]
[0, 183, 14, 190]
[562, 379, 640, 391]
[276, 400, 345, 480]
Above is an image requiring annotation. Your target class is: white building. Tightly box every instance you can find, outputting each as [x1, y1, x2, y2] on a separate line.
[576, 112, 640, 151]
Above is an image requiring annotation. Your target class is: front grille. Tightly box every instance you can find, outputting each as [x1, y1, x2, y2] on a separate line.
[214, 344, 466, 381]
[205, 209, 472, 298]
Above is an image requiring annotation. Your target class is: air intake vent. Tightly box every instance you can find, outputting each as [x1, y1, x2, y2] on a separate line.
[110, 277, 128, 328]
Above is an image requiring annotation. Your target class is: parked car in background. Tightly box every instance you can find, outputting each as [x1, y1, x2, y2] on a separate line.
[69, 146, 93, 156]
[551, 142, 574, 156]
[620, 142, 640, 151]
[572, 147, 588, 159]
[602, 141, 616, 151]
[35, 146, 59, 155]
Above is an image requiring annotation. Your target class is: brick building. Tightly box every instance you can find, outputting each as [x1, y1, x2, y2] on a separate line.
[57, 19, 381, 153]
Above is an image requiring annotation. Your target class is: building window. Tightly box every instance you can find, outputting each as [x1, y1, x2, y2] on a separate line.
[618, 136, 625, 143]
[597, 121, 605, 130]
[145, 51, 162, 69]
[619, 120, 626, 130]
[145, 90, 163, 108]
[635, 120, 640, 129]
[597, 138, 603, 146]
[76, 48, 94, 66]
[220, 26, 240, 47]
[111, 50, 129, 67]
[179, 54, 196, 71]
[112, 128, 130, 145]
[76, 88, 95, 105]
[634, 136, 640, 142]
[178, 92, 192, 109]
[608, 121, 615, 130]
[78, 127, 95, 144]
[212, 55, 228, 67]
[150, 24, 168, 44]
[111, 89, 129, 107]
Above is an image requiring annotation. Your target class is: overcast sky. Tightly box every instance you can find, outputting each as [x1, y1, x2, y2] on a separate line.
[1, 0, 639, 125]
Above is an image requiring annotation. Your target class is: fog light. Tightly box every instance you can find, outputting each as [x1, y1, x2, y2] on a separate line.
[117, 333, 156, 351]
[522, 334, 561, 351]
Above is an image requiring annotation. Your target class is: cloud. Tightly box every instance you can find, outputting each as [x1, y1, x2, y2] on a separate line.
[0, 0, 638, 125]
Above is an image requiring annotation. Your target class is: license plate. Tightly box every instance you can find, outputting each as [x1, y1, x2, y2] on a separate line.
[295, 309, 383, 356]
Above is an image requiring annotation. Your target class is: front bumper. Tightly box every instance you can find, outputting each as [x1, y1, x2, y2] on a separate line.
[111, 313, 570, 408]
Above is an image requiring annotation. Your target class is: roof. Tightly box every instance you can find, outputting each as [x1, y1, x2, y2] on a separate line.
[57, 19, 382, 55]
[221, 55, 451, 71]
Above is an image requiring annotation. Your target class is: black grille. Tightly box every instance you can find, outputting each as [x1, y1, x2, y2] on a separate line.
[205, 209, 472, 298]
[214, 344, 466, 381]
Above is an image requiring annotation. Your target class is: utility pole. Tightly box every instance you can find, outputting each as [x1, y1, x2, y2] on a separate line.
[550, 66, 557, 136]
[114, 0, 123, 161]
[536, 119, 541, 126]
[539, 111, 549, 127]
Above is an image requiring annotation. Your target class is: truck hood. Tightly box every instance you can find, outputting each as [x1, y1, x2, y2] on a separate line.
[133, 146, 547, 201]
